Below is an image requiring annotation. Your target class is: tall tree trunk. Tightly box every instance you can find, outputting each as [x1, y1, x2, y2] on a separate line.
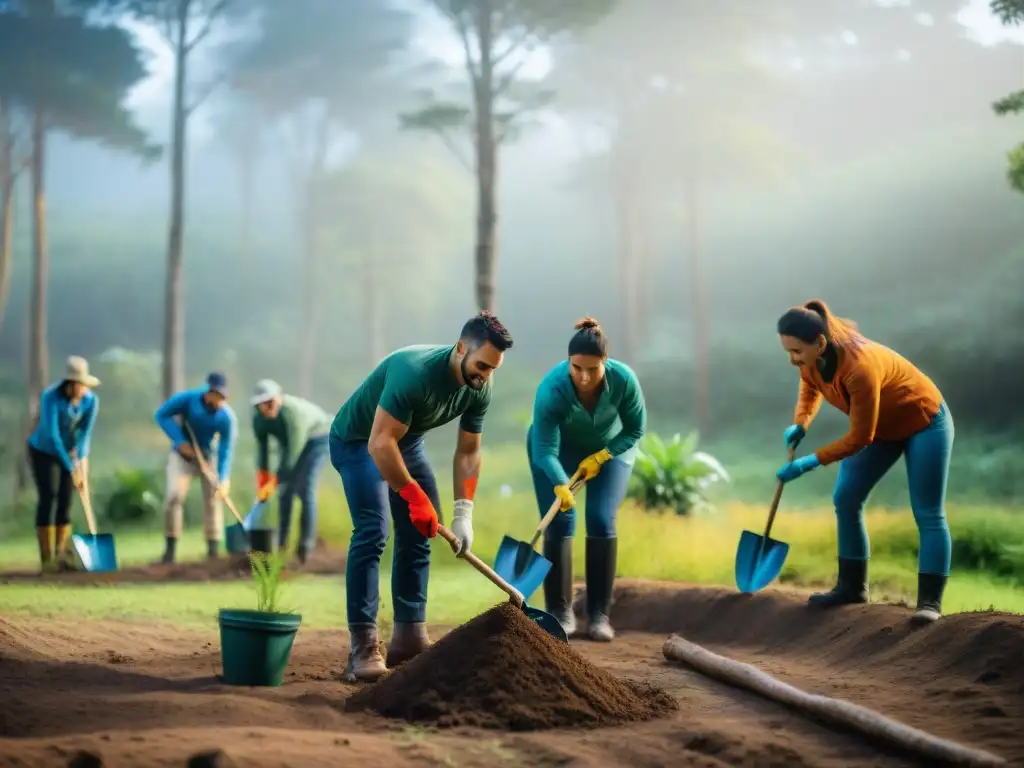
[472, 3, 498, 313]
[23, 106, 48, 493]
[162, 3, 190, 400]
[296, 112, 330, 397]
[0, 95, 15, 333]
[685, 175, 709, 436]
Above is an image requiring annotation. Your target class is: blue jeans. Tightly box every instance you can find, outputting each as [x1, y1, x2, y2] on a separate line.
[330, 433, 439, 627]
[833, 401, 954, 576]
[278, 435, 329, 551]
[526, 425, 633, 539]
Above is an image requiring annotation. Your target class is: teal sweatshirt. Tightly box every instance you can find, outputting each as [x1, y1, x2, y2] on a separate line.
[154, 387, 238, 483]
[28, 383, 100, 472]
[253, 394, 331, 480]
[529, 358, 647, 487]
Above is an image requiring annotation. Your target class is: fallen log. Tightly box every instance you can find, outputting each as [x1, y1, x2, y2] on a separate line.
[662, 633, 1005, 767]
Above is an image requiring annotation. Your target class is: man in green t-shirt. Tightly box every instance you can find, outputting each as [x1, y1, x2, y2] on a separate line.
[250, 380, 332, 563]
[329, 311, 514, 682]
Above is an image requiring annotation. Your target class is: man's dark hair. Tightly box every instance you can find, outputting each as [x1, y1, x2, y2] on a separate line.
[461, 310, 514, 352]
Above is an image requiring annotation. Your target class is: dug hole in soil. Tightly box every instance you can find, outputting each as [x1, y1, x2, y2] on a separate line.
[2, 582, 1024, 766]
[345, 601, 678, 730]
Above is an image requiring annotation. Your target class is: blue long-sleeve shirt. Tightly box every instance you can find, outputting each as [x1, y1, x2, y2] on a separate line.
[529, 358, 647, 487]
[28, 383, 100, 473]
[154, 387, 237, 483]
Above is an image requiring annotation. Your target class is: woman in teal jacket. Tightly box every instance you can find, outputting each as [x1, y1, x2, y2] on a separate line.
[26, 356, 100, 572]
[527, 317, 646, 642]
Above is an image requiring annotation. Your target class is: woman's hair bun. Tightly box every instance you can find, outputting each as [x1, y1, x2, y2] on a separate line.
[575, 316, 601, 332]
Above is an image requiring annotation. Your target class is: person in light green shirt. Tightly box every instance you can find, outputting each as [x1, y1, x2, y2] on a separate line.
[527, 317, 646, 643]
[251, 380, 332, 563]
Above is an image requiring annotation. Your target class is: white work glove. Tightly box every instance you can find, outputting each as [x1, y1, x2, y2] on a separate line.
[450, 499, 474, 556]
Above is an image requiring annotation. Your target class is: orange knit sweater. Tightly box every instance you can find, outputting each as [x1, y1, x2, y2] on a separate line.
[793, 338, 943, 466]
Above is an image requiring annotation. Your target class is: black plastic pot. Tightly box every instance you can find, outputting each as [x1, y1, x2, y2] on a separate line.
[249, 527, 275, 555]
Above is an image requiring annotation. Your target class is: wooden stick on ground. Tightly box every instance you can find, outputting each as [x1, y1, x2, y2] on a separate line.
[662, 634, 1006, 767]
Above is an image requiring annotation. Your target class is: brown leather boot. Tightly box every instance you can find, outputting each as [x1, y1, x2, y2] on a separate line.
[343, 625, 388, 683]
[36, 526, 54, 574]
[386, 622, 431, 667]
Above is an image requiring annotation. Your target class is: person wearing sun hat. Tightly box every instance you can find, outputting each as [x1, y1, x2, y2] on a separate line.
[27, 356, 101, 573]
[250, 379, 332, 563]
[153, 371, 238, 564]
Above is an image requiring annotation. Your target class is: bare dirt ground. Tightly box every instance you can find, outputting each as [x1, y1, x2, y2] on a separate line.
[1, 580, 1022, 767]
[0, 539, 346, 585]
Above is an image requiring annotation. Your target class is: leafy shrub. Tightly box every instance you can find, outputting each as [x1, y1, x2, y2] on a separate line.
[101, 467, 162, 525]
[628, 431, 730, 516]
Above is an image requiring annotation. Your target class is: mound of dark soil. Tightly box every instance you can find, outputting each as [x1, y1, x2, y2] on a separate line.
[345, 601, 678, 730]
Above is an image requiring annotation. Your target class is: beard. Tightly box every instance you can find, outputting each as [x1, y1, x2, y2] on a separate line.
[461, 356, 485, 389]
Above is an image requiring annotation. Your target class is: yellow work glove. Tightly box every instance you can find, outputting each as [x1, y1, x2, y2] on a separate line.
[570, 448, 612, 484]
[553, 484, 576, 512]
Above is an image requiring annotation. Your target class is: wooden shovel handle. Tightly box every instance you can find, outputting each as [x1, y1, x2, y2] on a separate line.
[763, 446, 797, 539]
[183, 423, 245, 527]
[75, 462, 98, 537]
[438, 524, 525, 607]
[529, 477, 586, 550]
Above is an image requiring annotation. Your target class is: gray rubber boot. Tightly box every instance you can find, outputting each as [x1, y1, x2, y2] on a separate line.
[386, 622, 431, 667]
[808, 557, 869, 607]
[911, 573, 947, 625]
[585, 537, 617, 642]
[542, 535, 577, 636]
[343, 625, 388, 683]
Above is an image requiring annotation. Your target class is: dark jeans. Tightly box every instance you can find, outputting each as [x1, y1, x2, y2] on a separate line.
[28, 444, 73, 527]
[526, 425, 633, 540]
[278, 435, 329, 551]
[330, 433, 440, 627]
[833, 401, 955, 576]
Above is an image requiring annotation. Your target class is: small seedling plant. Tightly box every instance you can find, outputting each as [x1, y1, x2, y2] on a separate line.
[248, 550, 291, 614]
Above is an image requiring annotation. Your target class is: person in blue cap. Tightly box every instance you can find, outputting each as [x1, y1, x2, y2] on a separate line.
[153, 372, 238, 563]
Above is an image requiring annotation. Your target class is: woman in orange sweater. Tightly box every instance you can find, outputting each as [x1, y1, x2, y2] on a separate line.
[775, 300, 954, 624]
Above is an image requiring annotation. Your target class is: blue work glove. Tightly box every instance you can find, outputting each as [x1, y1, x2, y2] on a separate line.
[776, 454, 820, 483]
[783, 424, 806, 449]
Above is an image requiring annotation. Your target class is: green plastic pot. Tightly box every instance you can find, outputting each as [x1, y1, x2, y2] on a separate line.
[218, 608, 302, 687]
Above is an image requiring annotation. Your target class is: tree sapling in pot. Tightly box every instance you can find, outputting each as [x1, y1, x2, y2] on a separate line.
[217, 550, 302, 687]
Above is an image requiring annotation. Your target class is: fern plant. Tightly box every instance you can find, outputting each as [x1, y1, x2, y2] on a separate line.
[628, 431, 730, 516]
[249, 550, 291, 614]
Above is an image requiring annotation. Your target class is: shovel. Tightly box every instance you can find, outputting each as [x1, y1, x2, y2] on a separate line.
[735, 447, 795, 594]
[493, 477, 585, 601]
[71, 467, 118, 572]
[184, 423, 248, 552]
[437, 524, 568, 643]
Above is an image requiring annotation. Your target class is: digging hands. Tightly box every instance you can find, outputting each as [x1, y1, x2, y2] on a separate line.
[553, 484, 576, 511]
[450, 499, 474, 555]
[783, 424, 805, 449]
[776, 454, 820, 484]
[256, 469, 277, 502]
[570, 448, 612, 485]
[400, 481, 439, 539]
[176, 442, 196, 461]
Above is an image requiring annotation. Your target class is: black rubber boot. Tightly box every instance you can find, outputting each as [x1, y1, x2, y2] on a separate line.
[542, 535, 576, 636]
[206, 540, 220, 560]
[156, 536, 177, 565]
[911, 573, 946, 625]
[585, 537, 617, 642]
[808, 557, 869, 607]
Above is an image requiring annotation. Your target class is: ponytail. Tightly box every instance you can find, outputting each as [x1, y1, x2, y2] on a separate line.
[802, 299, 861, 348]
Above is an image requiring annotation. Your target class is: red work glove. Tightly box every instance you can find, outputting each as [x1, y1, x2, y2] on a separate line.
[256, 470, 277, 501]
[399, 481, 438, 538]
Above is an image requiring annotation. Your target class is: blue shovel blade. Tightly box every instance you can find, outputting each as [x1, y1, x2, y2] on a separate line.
[72, 533, 118, 573]
[735, 530, 790, 594]
[243, 500, 269, 533]
[524, 605, 568, 643]
[494, 535, 551, 603]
